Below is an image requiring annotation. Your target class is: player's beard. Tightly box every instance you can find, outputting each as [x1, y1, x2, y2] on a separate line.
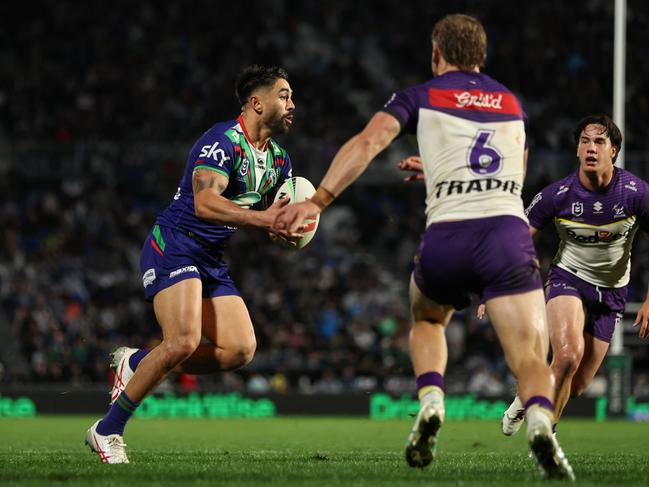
[268, 111, 293, 134]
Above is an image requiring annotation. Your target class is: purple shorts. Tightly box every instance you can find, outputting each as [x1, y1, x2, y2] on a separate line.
[413, 215, 542, 310]
[544, 265, 627, 343]
[140, 224, 240, 301]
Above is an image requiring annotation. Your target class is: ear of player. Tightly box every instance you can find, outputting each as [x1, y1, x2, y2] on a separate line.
[271, 176, 320, 249]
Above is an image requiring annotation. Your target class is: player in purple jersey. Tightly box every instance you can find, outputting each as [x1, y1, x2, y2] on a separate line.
[274, 14, 573, 480]
[85, 65, 297, 463]
[499, 114, 649, 436]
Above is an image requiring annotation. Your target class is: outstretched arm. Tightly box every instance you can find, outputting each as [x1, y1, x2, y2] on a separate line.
[314, 112, 402, 207]
[273, 112, 401, 233]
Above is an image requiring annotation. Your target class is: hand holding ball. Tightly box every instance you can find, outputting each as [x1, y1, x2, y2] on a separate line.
[271, 177, 320, 249]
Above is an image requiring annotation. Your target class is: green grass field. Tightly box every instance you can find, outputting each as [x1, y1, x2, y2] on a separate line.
[0, 417, 647, 486]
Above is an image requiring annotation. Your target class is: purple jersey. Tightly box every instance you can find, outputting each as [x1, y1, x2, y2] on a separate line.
[156, 116, 293, 246]
[382, 71, 529, 225]
[526, 168, 649, 287]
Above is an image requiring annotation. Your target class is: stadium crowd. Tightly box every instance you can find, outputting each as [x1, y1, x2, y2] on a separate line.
[1, 0, 648, 396]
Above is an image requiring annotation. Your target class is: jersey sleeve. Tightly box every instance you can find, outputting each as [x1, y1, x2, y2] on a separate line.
[191, 133, 236, 180]
[380, 87, 419, 135]
[635, 180, 649, 233]
[525, 184, 557, 230]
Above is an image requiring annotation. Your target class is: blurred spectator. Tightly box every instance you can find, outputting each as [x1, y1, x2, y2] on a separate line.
[633, 373, 649, 398]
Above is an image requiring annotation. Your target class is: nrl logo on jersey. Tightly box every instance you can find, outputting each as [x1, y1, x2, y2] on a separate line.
[454, 91, 503, 110]
[571, 202, 583, 217]
[238, 158, 250, 179]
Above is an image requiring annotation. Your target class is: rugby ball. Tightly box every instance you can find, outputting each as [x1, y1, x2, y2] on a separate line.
[271, 176, 320, 249]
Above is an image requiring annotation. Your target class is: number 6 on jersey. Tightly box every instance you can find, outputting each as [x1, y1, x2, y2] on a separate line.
[468, 129, 503, 176]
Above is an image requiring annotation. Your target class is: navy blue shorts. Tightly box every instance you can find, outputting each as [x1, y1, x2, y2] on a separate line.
[140, 224, 239, 301]
[413, 215, 542, 310]
[545, 265, 627, 343]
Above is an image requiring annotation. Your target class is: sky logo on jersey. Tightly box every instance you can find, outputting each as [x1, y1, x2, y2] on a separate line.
[199, 142, 231, 165]
[428, 88, 522, 116]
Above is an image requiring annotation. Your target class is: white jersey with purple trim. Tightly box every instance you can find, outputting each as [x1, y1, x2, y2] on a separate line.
[526, 168, 649, 288]
[383, 71, 528, 226]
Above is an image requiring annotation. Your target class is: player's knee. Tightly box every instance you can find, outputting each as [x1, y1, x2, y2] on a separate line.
[162, 334, 201, 368]
[228, 337, 257, 370]
[553, 348, 583, 376]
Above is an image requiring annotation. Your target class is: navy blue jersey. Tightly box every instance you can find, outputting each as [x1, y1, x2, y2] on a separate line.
[156, 116, 293, 246]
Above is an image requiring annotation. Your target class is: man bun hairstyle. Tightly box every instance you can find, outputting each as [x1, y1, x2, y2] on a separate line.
[432, 14, 487, 71]
[235, 65, 289, 108]
[572, 114, 623, 163]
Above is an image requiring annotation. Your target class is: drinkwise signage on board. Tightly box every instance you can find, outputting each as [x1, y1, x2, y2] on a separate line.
[3, 390, 645, 420]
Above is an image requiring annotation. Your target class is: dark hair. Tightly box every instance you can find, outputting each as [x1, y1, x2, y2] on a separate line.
[572, 114, 623, 163]
[432, 14, 487, 70]
[235, 65, 288, 107]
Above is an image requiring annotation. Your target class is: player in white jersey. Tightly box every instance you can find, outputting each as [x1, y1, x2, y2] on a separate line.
[497, 114, 649, 435]
[274, 14, 573, 480]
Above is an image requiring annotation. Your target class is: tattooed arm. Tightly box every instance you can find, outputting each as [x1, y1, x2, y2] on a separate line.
[192, 168, 293, 234]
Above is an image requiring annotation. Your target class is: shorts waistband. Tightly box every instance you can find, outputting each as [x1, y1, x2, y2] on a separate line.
[176, 228, 224, 253]
[426, 215, 526, 231]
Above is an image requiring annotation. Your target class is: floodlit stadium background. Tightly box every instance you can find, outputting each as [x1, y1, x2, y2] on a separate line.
[0, 0, 648, 415]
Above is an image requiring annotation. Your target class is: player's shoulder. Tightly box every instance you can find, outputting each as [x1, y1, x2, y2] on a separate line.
[192, 119, 238, 149]
[426, 72, 524, 120]
[540, 173, 576, 199]
[425, 71, 514, 94]
[615, 167, 648, 192]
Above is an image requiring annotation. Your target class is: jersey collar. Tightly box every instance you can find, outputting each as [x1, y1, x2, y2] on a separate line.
[237, 114, 269, 152]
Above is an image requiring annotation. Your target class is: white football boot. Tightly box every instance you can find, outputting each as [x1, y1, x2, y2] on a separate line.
[526, 406, 575, 481]
[85, 420, 129, 464]
[501, 395, 525, 436]
[110, 347, 139, 405]
[404, 398, 445, 468]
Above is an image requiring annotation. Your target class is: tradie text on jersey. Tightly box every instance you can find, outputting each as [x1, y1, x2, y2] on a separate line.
[434, 178, 522, 199]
